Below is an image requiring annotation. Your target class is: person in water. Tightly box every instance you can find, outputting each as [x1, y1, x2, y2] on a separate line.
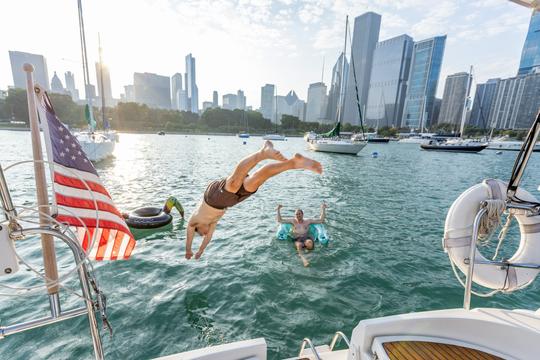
[185, 141, 323, 260]
[276, 203, 327, 267]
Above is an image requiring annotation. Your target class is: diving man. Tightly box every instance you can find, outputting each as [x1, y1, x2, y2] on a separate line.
[185, 141, 323, 260]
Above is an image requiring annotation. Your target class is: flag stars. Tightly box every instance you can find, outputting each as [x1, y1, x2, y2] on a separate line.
[65, 147, 70, 153]
[71, 143, 77, 148]
[58, 126, 64, 132]
[78, 151, 82, 156]
[64, 135, 70, 140]
[60, 152, 65, 157]
[71, 155, 76, 160]
[60, 139, 64, 144]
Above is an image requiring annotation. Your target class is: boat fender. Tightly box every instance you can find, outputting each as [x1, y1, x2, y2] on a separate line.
[443, 179, 540, 291]
[276, 223, 330, 246]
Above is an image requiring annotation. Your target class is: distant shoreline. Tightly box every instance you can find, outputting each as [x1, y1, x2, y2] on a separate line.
[0, 126, 303, 137]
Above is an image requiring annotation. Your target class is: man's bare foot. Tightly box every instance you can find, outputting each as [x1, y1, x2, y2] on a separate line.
[261, 140, 287, 162]
[292, 153, 323, 174]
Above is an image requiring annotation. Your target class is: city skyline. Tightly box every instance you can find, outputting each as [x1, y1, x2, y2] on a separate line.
[0, 0, 533, 110]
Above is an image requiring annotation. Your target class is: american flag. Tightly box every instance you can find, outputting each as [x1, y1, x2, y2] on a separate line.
[36, 92, 135, 260]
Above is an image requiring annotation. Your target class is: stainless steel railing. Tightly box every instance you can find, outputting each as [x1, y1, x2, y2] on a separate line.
[0, 162, 105, 359]
[298, 338, 322, 360]
[329, 331, 350, 351]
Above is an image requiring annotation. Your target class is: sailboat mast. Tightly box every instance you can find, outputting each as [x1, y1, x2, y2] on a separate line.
[77, 0, 93, 129]
[274, 85, 278, 133]
[459, 65, 473, 137]
[98, 33, 106, 129]
[336, 15, 348, 124]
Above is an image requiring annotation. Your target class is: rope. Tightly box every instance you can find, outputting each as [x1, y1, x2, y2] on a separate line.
[478, 199, 506, 245]
[492, 212, 514, 260]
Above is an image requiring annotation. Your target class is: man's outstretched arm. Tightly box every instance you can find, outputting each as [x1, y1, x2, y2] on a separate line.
[277, 204, 294, 223]
[186, 224, 196, 259]
[195, 223, 216, 259]
[309, 202, 327, 224]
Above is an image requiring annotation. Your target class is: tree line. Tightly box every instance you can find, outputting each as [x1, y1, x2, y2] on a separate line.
[0, 88, 529, 139]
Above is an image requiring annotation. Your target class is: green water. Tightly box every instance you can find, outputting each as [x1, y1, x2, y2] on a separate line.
[1, 130, 540, 359]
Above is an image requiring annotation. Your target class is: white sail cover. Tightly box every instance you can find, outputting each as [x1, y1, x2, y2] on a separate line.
[509, 0, 540, 9]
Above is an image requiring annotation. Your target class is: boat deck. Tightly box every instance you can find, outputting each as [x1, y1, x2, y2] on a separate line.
[382, 341, 502, 360]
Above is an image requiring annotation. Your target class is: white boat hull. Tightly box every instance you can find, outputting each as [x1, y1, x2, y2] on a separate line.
[262, 134, 286, 141]
[487, 141, 540, 152]
[77, 134, 115, 162]
[309, 140, 367, 155]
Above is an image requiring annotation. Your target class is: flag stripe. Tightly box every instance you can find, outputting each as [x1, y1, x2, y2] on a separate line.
[95, 229, 110, 260]
[56, 215, 131, 237]
[57, 206, 128, 229]
[56, 193, 124, 218]
[54, 172, 111, 198]
[54, 183, 115, 205]
[110, 231, 125, 260]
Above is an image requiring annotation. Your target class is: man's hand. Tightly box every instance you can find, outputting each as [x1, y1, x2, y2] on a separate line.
[195, 250, 204, 259]
[277, 204, 283, 210]
[185, 250, 193, 260]
[321, 202, 328, 209]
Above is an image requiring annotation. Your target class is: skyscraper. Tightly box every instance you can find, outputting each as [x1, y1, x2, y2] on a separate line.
[185, 53, 199, 113]
[306, 82, 328, 123]
[366, 34, 413, 128]
[326, 53, 349, 124]
[438, 72, 473, 129]
[260, 84, 275, 121]
[9, 50, 50, 90]
[401, 35, 446, 129]
[518, 10, 540, 75]
[222, 94, 238, 110]
[489, 72, 540, 129]
[470, 79, 500, 128]
[171, 73, 183, 110]
[133, 72, 171, 109]
[342, 12, 381, 125]
[213, 91, 219, 108]
[64, 71, 79, 101]
[50, 72, 64, 93]
[124, 85, 134, 102]
[95, 62, 113, 107]
[237, 90, 246, 110]
[276, 90, 305, 122]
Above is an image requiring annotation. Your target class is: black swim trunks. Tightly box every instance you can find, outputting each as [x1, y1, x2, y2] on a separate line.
[204, 178, 256, 210]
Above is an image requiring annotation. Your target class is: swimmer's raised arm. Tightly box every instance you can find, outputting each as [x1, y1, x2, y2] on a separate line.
[308, 202, 327, 224]
[277, 204, 294, 224]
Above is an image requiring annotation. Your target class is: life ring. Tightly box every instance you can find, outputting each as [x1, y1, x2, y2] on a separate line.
[277, 223, 330, 246]
[443, 179, 540, 291]
[124, 207, 172, 229]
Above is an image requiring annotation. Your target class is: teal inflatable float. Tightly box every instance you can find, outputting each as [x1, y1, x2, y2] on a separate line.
[276, 223, 330, 246]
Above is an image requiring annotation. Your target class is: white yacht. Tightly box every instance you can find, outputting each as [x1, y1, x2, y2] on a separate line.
[262, 134, 286, 141]
[487, 135, 540, 152]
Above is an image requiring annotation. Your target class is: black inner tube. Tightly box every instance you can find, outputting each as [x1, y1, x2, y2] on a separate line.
[125, 207, 172, 229]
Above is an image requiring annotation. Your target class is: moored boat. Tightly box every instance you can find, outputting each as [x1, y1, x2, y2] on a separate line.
[421, 139, 488, 153]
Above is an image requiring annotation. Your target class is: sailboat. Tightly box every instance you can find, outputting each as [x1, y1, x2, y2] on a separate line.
[263, 86, 286, 141]
[74, 3, 115, 162]
[237, 109, 250, 138]
[308, 16, 367, 155]
[420, 66, 487, 153]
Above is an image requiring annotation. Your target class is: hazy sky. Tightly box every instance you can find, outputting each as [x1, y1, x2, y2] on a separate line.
[0, 0, 533, 109]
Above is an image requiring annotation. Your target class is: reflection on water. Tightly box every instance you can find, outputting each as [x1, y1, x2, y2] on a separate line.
[1, 130, 540, 359]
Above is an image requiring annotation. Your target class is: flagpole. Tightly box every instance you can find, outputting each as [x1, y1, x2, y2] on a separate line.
[23, 64, 61, 310]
